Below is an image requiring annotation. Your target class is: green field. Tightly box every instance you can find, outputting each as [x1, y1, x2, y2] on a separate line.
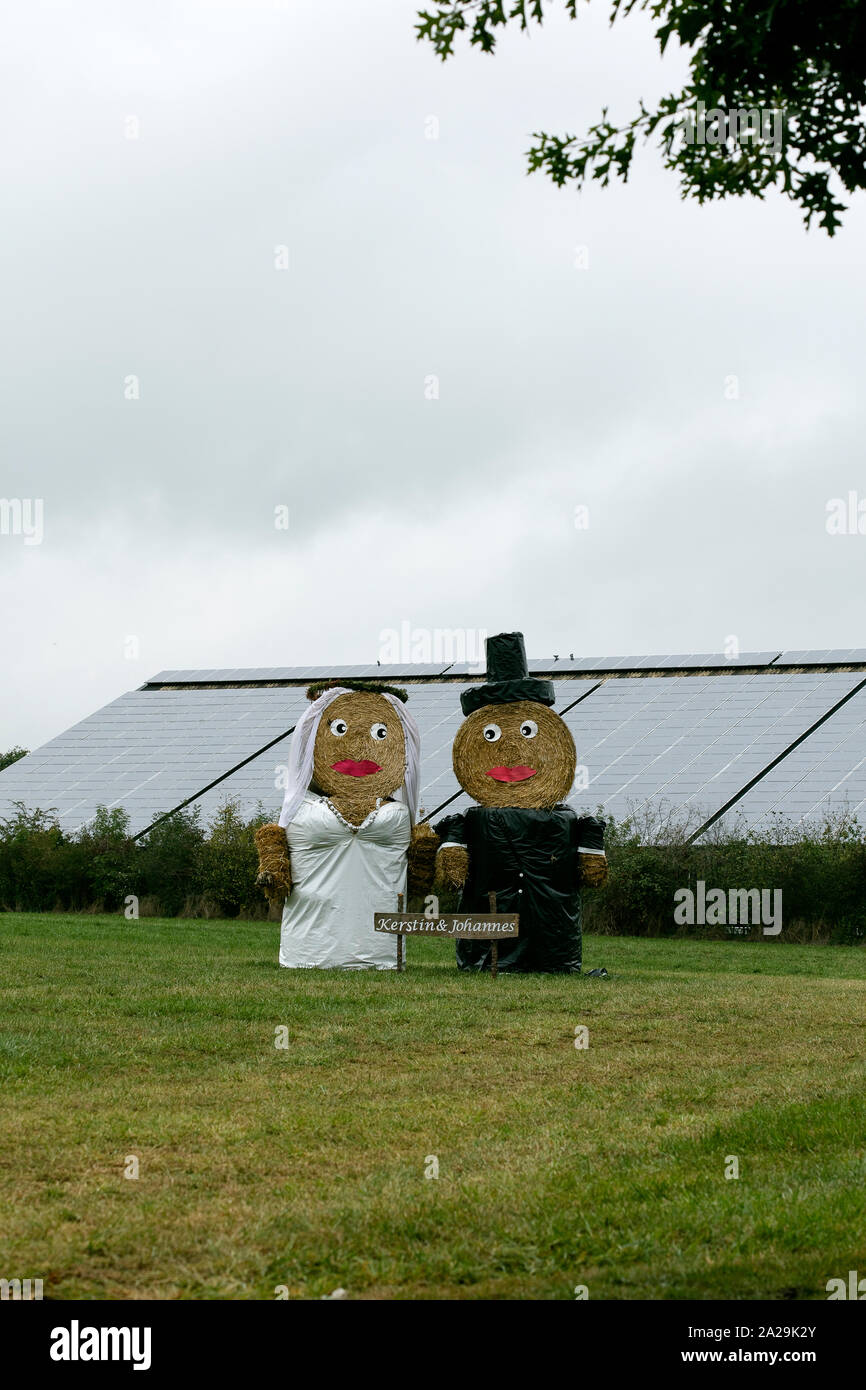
[0, 913, 864, 1300]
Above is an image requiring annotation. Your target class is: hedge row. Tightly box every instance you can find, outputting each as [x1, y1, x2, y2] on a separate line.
[581, 803, 866, 944]
[0, 801, 271, 919]
[1, 798, 864, 942]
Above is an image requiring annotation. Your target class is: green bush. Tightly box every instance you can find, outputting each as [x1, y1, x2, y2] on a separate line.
[199, 801, 269, 917]
[582, 802, 866, 943]
[136, 807, 205, 917]
[0, 803, 89, 911]
[0, 747, 28, 772]
[75, 806, 138, 911]
[0, 799, 274, 918]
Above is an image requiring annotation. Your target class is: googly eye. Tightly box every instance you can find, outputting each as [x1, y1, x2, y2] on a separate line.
[329, 718, 348, 736]
[519, 719, 538, 739]
[370, 722, 388, 740]
[482, 723, 502, 742]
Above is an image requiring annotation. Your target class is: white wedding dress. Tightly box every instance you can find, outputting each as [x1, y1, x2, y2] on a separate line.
[279, 793, 410, 970]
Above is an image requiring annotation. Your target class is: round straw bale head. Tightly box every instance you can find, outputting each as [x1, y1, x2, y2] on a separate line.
[313, 691, 407, 815]
[452, 700, 576, 808]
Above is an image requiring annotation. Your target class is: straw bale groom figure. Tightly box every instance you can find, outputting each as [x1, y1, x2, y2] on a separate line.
[434, 632, 607, 973]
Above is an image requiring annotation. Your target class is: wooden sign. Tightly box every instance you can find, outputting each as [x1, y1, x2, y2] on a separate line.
[375, 894, 517, 979]
[374, 913, 519, 939]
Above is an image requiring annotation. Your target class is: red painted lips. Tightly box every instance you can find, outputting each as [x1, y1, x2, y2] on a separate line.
[486, 765, 537, 782]
[331, 759, 383, 777]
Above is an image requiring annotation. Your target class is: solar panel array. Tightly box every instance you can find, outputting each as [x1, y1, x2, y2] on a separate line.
[449, 651, 782, 676]
[772, 649, 866, 666]
[0, 686, 309, 833]
[528, 652, 783, 674]
[562, 671, 865, 830]
[147, 663, 458, 684]
[2, 652, 865, 838]
[708, 683, 866, 834]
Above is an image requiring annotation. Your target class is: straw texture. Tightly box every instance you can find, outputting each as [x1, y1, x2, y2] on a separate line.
[579, 853, 609, 888]
[435, 843, 470, 890]
[254, 822, 292, 904]
[306, 679, 408, 703]
[407, 821, 440, 898]
[452, 700, 576, 810]
[312, 690, 408, 827]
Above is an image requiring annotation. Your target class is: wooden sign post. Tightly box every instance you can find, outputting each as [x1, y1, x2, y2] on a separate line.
[375, 892, 518, 980]
[396, 893, 404, 971]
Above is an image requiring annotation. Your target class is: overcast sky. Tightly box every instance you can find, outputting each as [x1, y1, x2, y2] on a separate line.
[2, 0, 865, 751]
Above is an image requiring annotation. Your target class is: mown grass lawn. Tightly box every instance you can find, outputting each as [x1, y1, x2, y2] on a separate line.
[0, 912, 864, 1301]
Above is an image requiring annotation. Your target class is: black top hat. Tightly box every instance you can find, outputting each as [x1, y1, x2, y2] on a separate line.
[460, 632, 556, 716]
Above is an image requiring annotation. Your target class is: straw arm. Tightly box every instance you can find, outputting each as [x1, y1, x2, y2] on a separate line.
[578, 851, 608, 889]
[435, 843, 469, 891]
[254, 822, 292, 904]
[407, 821, 440, 898]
